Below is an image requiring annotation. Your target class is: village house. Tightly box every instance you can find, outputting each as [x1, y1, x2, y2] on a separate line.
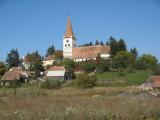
[139, 76, 160, 91]
[63, 16, 111, 61]
[43, 55, 55, 68]
[1, 67, 28, 86]
[22, 56, 33, 70]
[46, 66, 65, 80]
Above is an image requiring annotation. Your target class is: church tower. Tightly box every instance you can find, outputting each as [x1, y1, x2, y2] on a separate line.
[63, 16, 76, 59]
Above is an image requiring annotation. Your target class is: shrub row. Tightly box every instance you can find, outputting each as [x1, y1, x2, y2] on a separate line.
[73, 73, 97, 88]
[40, 79, 61, 89]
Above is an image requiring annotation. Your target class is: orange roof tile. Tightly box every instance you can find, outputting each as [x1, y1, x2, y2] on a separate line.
[150, 76, 160, 87]
[48, 66, 65, 71]
[72, 45, 111, 59]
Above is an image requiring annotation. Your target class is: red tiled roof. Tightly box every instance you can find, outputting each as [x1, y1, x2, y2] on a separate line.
[149, 76, 160, 87]
[72, 45, 111, 59]
[48, 66, 65, 71]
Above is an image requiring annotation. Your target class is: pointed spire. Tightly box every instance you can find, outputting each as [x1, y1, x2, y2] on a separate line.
[64, 16, 76, 40]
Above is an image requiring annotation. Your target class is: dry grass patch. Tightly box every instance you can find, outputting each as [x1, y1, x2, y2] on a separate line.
[0, 87, 160, 120]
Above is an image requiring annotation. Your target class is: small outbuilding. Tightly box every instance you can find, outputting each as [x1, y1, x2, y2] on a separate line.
[139, 76, 160, 91]
[1, 67, 28, 86]
[43, 55, 55, 68]
[46, 66, 65, 80]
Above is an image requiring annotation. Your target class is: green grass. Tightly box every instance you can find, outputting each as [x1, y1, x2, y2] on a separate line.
[96, 70, 152, 87]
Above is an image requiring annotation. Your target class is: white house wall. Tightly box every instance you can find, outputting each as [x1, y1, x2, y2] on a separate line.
[100, 54, 110, 59]
[47, 70, 65, 77]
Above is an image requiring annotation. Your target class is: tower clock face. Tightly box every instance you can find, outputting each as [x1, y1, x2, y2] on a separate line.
[66, 39, 69, 43]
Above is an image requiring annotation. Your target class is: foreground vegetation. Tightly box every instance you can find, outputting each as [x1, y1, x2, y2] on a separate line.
[0, 86, 160, 120]
[0, 70, 158, 120]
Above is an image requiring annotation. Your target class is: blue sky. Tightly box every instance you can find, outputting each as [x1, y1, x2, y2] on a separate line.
[0, 0, 160, 62]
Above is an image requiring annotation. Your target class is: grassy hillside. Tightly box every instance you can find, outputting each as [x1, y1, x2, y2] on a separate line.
[96, 70, 152, 87]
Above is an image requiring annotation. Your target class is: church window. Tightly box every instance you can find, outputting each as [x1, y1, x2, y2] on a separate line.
[65, 44, 67, 47]
[68, 44, 70, 47]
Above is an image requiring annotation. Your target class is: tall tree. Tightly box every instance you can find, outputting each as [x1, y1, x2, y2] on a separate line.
[106, 41, 109, 45]
[95, 40, 100, 45]
[63, 58, 75, 80]
[136, 54, 158, 70]
[130, 48, 138, 59]
[113, 51, 135, 70]
[54, 50, 63, 60]
[46, 45, 55, 57]
[100, 41, 104, 46]
[0, 61, 7, 77]
[118, 39, 127, 51]
[108, 36, 118, 56]
[154, 64, 160, 75]
[89, 42, 93, 46]
[107, 37, 127, 57]
[6, 49, 20, 68]
[25, 51, 44, 78]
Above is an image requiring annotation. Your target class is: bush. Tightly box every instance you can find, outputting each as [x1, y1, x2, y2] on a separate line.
[126, 66, 136, 73]
[82, 62, 96, 73]
[96, 59, 110, 73]
[40, 79, 61, 89]
[74, 74, 97, 88]
[118, 70, 125, 76]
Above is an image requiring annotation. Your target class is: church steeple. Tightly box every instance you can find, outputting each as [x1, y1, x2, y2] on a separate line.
[64, 16, 76, 40]
[63, 16, 77, 59]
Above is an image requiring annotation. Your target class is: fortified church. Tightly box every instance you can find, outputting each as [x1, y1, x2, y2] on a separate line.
[63, 16, 111, 62]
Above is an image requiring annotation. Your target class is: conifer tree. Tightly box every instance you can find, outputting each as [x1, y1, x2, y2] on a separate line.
[6, 49, 20, 68]
[100, 41, 104, 46]
[95, 40, 100, 45]
[46, 45, 55, 57]
[118, 39, 127, 51]
[130, 48, 138, 59]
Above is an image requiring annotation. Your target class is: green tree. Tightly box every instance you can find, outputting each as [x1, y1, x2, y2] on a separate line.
[0, 61, 7, 77]
[95, 40, 100, 45]
[113, 51, 135, 70]
[96, 58, 110, 73]
[54, 50, 63, 60]
[154, 64, 160, 75]
[108, 36, 118, 56]
[25, 51, 44, 78]
[89, 42, 93, 46]
[100, 41, 104, 46]
[46, 45, 55, 57]
[6, 49, 20, 68]
[107, 37, 127, 57]
[118, 39, 127, 51]
[74, 73, 97, 88]
[136, 54, 158, 70]
[106, 41, 109, 45]
[130, 48, 138, 59]
[63, 59, 75, 80]
[82, 62, 96, 73]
